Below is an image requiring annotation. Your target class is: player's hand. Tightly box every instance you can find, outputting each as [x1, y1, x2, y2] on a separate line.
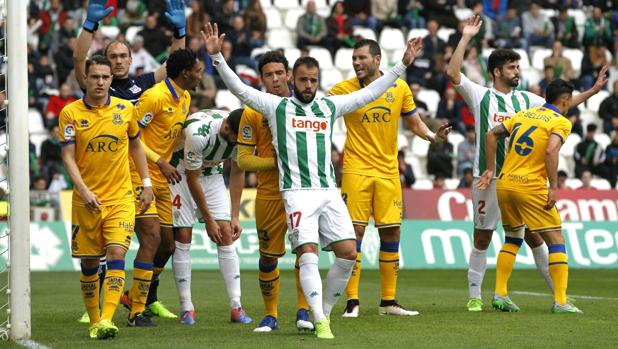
[205, 218, 222, 245]
[156, 158, 181, 184]
[165, 0, 186, 34]
[230, 217, 242, 241]
[138, 186, 154, 214]
[591, 65, 609, 93]
[435, 123, 452, 143]
[86, 0, 114, 23]
[401, 37, 424, 66]
[544, 187, 557, 210]
[463, 15, 483, 38]
[476, 170, 493, 190]
[201, 23, 226, 55]
[78, 187, 102, 212]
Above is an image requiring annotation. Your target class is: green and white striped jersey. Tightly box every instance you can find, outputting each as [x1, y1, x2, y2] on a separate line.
[210, 52, 407, 191]
[454, 73, 545, 177]
[171, 109, 236, 176]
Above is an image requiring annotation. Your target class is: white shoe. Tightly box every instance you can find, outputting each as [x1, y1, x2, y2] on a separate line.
[342, 299, 359, 318]
[379, 301, 420, 316]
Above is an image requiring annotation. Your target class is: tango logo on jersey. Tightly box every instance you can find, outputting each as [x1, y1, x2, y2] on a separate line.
[86, 134, 120, 153]
[64, 124, 76, 138]
[493, 112, 513, 123]
[112, 113, 123, 125]
[291, 117, 328, 133]
[361, 106, 391, 123]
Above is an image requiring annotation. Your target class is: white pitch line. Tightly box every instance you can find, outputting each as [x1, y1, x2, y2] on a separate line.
[512, 291, 618, 301]
[16, 339, 52, 349]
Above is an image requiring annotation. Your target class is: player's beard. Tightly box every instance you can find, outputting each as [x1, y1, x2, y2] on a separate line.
[293, 84, 317, 104]
[506, 76, 519, 87]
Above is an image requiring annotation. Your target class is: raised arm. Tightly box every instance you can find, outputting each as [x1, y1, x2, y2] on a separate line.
[403, 112, 451, 143]
[201, 23, 280, 118]
[570, 65, 609, 108]
[154, 0, 187, 82]
[74, 0, 114, 89]
[446, 15, 483, 85]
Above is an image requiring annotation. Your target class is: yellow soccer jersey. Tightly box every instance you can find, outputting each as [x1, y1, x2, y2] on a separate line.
[237, 107, 280, 199]
[329, 77, 416, 178]
[496, 103, 572, 193]
[131, 78, 190, 184]
[59, 96, 140, 206]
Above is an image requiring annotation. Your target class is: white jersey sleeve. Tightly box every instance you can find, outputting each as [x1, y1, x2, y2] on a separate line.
[453, 73, 488, 112]
[328, 62, 408, 116]
[183, 124, 210, 171]
[522, 90, 546, 108]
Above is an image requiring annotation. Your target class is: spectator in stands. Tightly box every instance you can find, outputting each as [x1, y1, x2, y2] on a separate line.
[437, 86, 465, 134]
[432, 175, 447, 189]
[574, 124, 606, 178]
[38, 0, 69, 52]
[493, 5, 526, 51]
[557, 170, 568, 189]
[567, 106, 584, 138]
[408, 19, 446, 92]
[32, 176, 48, 191]
[427, 140, 454, 179]
[35, 55, 56, 92]
[457, 125, 475, 175]
[409, 82, 429, 118]
[422, 0, 459, 29]
[118, 0, 148, 28]
[604, 133, 618, 188]
[583, 6, 612, 51]
[400, 0, 426, 30]
[521, 1, 554, 50]
[243, 0, 267, 43]
[543, 40, 575, 82]
[598, 81, 618, 135]
[372, 0, 400, 29]
[344, 0, 378, 32]
[538, 65, 554, 94]
[138, 15, 171, 63]
[52, 17, 77, 54]
[579, 40, 609, 91]
[128, 35, 160, 77]
[579, 170, 595, 189]
[551, 7, 580, 49]
[470, 1, 488, 48]
[481, 0, 507, 21]
[296, 0, 328, 51]
[44, 83, 75, 125]
[53, 36, 76, 85]
[0, 91, 5, 129]
[40, 124, 63, 187]
[215, 0, 238, 35]
[227, 15, 255, 58]
[461, 45, 488, 86]
[325, 1, 355, 56]
[186, 0, 210, 39]
[457, 167, 473, 188]
[398, 150, 415, 188]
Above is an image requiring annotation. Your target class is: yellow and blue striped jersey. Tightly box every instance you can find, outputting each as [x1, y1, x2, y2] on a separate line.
[497, 103, 572, 193]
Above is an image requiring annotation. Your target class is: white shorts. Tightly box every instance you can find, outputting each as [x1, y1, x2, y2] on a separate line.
[472, 178, 500, 231]
[170, 173, 231, 228]
[282, 189, 355, 252]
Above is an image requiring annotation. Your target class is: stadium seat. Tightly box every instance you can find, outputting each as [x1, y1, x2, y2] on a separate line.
[591, 178, 612, 190]
[586, 90, 609, 113]
[437, 28, 455, 43]
[522, 68, 541, 87]
[445, 178, 460, 190]
[320, 67, 343, 91]
[260, 0, 273, 8]
[531, 48, 552, 70]
[284, 48, 301, 66]
[266, 28, 294, 49]
[407, 28, 429, 41]
[274, 0, 299, 10]
[454, 8, 474, 21]
[379, 28, 406, 51]
[308, 46, 333, 68]
[412, 179, 433, 189]
[579, 109, 601, 130]
[284, 8, 305, 30]
[559, 133, 580, 176]
[562, 48, 583, 75]
[558, 154, 569, 174]
[28, 109, 45, 134]
[99, 26, 119, 39]
[264, 8, 283, 29]
[416, 89, 440, 117]
[125, 26, 142, 44]
[353, 26, 377, 41]
[565, 178, 582, 189]
[513, 49, 530, 69]
[389, 48, 405, 66]
[301, 0, 328, 7]
[448, 132, 464, 157]
[334, 48, 353, 72]
[250, 46, 272, 59]
[594, 133, 611, 150]
[568, 9, 586, 41]
[215, 89, 241, 110]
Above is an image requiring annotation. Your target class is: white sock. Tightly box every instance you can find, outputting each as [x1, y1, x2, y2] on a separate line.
[468, 247, 487, 299]
[217, 245, 241, 308]
[172, 241, 194, 311]
[531, 243, 554, 292]
[323, 257, 355, 317]
[299, 253, 326, 321]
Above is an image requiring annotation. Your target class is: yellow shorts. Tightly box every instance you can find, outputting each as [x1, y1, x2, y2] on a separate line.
[255, 197, 287, 258]
[71, 201, 135, 258]
[496, 188, 562, 233]
[134, 182, 173, 227]
[341, 173, 402, 228]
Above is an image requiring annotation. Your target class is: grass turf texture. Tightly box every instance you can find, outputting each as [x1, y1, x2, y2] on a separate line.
[4, 269, 617, 349]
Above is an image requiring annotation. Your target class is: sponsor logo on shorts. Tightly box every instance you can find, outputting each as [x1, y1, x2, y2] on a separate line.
[241, 125, 253, 140]
[118, 221, 134, 233]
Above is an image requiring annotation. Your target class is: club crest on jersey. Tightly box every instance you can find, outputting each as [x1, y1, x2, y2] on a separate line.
[493, 112, 513, 123]
[241, 125, 253, 140]
[291, 117, 328, 133]
[64, 124, 76, 138]
[80, 119, 89, 128]
[112, 113, 123, 125]
[385, 91, 394, 103]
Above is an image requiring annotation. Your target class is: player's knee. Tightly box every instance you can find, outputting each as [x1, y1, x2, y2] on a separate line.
[378, 227, 400, 241]
[80, 258, 99, 269]
[332, 240, 357, 261]
[106, 247, 127, 261]
[218, 222, 234, 245]
[473, 229, 493, 249]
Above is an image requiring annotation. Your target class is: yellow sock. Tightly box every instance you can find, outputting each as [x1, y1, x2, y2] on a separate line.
[294, 264, 309, 310]
[130, 261, 153, 318]
[346, 251, 362, 300]
[101, 260, 125, 321]
[258, 264, 280, 318]
[495, 237, 522, 297]
[379, 250, 399, 301]
[80, 267, 100, 325]
[548, 244, 569, 305]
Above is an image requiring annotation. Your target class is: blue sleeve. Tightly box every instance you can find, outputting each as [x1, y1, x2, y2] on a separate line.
[135, 72, 156, 91]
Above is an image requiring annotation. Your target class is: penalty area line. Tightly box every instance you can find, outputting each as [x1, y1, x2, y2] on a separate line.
[512, 291, 618, 301]
[16, 339, 52, 349]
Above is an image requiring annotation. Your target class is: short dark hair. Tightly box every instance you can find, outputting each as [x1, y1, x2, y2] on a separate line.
[586, 123, 598, 133]
[258, 51, 289, 76]
[166, 49, 199, 80]
[104, 40, 132, 58]
[558, 170, 568, 178]
[487, 49, 520, 78]
[227, 108, 244, 135]
[293, 56, 319, 75]
[85, 55, 112, 74]
[354, 39, 381, 57]
[545, 79, 574, 105]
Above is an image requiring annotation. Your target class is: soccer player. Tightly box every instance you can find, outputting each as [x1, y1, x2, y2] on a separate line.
[202, 22, 423, 339]
[235, 52, 312, 332]
[60, 55, 153, 339]
[446, 16, 608, 312]
[170, 108, 253, 325]
[329, 39, 450, 318]
[477, 79, 582, 314]
[122, 49, 203, 326]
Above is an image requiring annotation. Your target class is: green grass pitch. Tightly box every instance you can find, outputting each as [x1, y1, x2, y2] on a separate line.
[4, 269, 617, 349]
